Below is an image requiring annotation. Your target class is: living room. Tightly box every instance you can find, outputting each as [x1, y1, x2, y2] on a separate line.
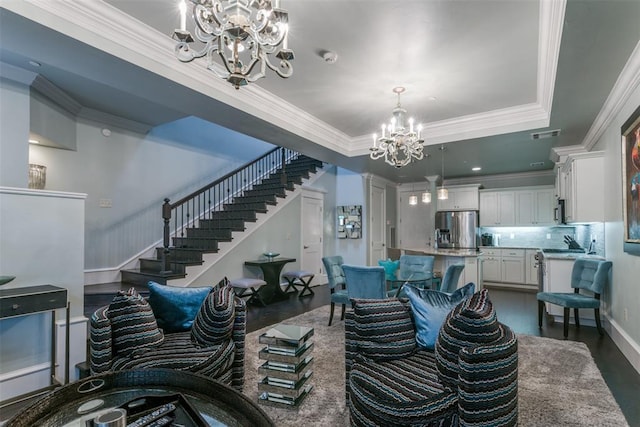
[1, 0, 640, 425]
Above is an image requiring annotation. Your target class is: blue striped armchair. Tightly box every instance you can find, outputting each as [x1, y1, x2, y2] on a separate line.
[345, 289, 518, 426]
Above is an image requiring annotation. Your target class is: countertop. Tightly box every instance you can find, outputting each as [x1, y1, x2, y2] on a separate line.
[402, 248, 482, 257]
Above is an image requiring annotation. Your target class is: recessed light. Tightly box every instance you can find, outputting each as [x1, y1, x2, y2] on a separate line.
[28, 60, 41, 67]
[101, 128, 112, 137]
[472, 166, 481, 171]
[28, 139, 39, 144]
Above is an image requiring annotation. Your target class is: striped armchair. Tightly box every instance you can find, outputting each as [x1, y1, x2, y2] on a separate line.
[345, 290, 518, 427]
[90, 286, 246, 391]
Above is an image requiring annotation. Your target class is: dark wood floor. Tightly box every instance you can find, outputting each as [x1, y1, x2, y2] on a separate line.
[247, 284, 640, 427]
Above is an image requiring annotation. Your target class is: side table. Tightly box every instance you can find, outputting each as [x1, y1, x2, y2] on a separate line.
[257, 324, 314, 408]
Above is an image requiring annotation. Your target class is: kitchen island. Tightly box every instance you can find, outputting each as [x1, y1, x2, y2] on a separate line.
[400, 247, 482, 290]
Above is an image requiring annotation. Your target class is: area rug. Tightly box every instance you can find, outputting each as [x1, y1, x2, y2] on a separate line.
[243, 305, 629, 426]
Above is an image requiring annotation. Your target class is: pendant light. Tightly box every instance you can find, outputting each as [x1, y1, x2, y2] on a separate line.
[421, 190, 431, 204]
[409, 183, 418, 205]
[437, 145, 448, 200]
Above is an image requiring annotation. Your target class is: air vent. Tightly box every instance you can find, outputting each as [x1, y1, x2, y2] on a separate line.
[530, 161, 545, 167]
[531, 129, 561, 139]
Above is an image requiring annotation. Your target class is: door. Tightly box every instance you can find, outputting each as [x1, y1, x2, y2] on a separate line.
[369, 182, 386, 265]
[398, 189, 430, 249]
[301, 190, 324, 279]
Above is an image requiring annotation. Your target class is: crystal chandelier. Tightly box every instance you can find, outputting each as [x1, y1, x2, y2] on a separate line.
[370, 87, 424, 168]
[173, 0, 294, 90]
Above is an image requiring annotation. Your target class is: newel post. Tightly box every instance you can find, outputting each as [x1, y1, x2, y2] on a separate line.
[280, 147, 287, 185]
[161, 198, 172, 273]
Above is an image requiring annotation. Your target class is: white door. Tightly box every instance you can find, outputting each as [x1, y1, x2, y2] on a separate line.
[369, 183, 386, 264]
[301, 190, 324, 279]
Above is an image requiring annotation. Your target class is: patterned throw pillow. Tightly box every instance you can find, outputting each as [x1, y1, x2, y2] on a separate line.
[191, 278, 236, 347]
[434, 288, 501, 388]
[405, 282, 475, 350]
[351, 298, 416, 361]
[108, 288, 164, 356]
[147, 281, 213, 333]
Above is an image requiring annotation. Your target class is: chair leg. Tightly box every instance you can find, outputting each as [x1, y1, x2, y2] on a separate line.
[574, 308, 580, 328]
[563, 308, 570, 339]
[284, 279, 296, 293]
[297, 276, 315, 297]
[247, 287, 267, 307]
[328, 302, 335, 326]
[340, 304, 346, 321]
[538, 300, 544, 328]
[595, 308, 604, 336]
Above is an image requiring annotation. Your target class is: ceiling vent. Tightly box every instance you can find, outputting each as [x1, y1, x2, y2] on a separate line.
[530, 161, 545, 167]
[531, 129, 561, 140]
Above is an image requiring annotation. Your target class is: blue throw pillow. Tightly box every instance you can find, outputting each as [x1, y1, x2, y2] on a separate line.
[378, 259, 399, 280]
[405, 282, 475, 350]
[148, 281, 213, 333]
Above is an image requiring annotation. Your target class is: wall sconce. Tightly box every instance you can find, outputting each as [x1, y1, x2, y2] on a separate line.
[28, 164, 46, 189]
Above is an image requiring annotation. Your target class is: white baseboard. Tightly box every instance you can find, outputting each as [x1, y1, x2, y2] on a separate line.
[606, 315, 640, 375]
[0, 362, 51, 403]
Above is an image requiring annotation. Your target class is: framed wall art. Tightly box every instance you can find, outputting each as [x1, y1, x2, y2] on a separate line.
[621, 105, 640, 255]
[337, 205, 362, 239]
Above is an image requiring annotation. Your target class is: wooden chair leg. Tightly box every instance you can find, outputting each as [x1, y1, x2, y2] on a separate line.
[595, 308, 604, 336]
[340, 304, 346, 321]
[328, 302, 335, 326]
[574, 308, 580, 328]
[538, 300, 544, 328]
[563, 308, 570, 339]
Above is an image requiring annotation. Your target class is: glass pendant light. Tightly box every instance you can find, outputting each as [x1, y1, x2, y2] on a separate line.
[409, 183, 418, 205]
[438, 145, 448, 200]
[421, 191, 431, 203]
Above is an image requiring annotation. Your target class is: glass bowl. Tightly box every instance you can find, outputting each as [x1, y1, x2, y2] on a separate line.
[263, 252, 280, 259]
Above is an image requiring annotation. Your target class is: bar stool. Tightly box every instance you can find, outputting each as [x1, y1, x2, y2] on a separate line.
[230, 278, 267, 306]
[282, 270, 315, 297]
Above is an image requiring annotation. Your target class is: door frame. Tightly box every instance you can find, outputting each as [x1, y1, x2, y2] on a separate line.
[301, 188, 325, 284]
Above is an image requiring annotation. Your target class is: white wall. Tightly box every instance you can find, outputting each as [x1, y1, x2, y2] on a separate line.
[335, 168, 367, 265]
[0, 78, 30, 188]
[594, 82, 640, 373]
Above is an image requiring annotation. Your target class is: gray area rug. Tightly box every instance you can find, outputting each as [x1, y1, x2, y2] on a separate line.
[243, 305, 628, 426]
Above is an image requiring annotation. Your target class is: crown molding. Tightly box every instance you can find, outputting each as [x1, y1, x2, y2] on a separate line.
[581, 41, 640, 151]
[550, 144, 587, 163]
[0, 61, 38, 86]
[78, 107, 153, 135]
[538, 0, 566, 113]
[31, 75, 82, 115]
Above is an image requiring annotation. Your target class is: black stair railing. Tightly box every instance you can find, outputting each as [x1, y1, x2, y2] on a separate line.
[160, 147, 297, 272]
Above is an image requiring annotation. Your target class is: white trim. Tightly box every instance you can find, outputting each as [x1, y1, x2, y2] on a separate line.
[31, 75, 82, 115]
[0, 61, 38, 86]
[537, 0, 566, 113]
[606, 315, 640, 375]
[0, 187, 87, 200]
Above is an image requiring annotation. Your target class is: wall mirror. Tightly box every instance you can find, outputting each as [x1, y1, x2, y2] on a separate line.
[337, 205, 362, 239]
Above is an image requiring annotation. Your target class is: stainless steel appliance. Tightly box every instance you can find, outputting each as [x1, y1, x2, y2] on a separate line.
[555, 199, 566, 224]
[434, 210, 478, 249]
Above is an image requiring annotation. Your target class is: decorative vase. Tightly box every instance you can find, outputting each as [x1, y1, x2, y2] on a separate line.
[28, 164, 46, 189]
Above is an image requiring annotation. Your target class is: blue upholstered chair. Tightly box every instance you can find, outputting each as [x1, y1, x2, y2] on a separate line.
[398, 254, 435, 289]
[537, 258, 612, 338]
[342, 265, 388, 300]
[322, 255, 350, 326]
[439, 263, 465, 293]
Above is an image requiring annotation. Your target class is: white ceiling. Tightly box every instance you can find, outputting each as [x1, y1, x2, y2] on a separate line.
[1, 0, 639, 183]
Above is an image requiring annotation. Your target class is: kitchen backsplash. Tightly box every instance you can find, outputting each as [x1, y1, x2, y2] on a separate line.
[480, 223, 605, 256]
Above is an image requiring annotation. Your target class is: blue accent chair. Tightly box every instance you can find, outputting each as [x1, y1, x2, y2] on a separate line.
[537, 259, 612, 338]
[343, 265, 389, 300]
[439, 263, 465, 293]
[398, 254, 435, 289]
[322, 255, 350, 326]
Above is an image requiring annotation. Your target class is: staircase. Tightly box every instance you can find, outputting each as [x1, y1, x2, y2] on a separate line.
[119, 148, 323, 287]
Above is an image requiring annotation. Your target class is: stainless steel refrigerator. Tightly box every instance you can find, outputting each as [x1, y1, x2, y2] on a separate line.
[434, 210, 479, 249]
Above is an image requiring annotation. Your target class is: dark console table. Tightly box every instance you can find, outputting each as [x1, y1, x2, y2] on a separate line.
[0, 285, 70, 404]
[244, 257, 296, 304]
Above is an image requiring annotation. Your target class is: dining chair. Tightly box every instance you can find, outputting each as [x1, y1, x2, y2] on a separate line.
[398, 254, 435, 289]
[439, 264, 465, 293]
[537, 258, 612, 338]
[386, 247, 402, 261]
[322, 255, 349, 326]
[342, 265, 388, 300]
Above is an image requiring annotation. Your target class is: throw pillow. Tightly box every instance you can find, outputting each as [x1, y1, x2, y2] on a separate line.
[147, 281, 213, 333]
[191, 279, 236, 347]
[351, 298, 416, 361]
[435, 288, 502, 388]
[108, 288, 164, 356]
[405, 282, 475, 350]
[377, 259, 399, 280]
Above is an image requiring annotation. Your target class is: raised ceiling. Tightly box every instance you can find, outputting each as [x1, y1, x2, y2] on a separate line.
[1, 0, 639, 183]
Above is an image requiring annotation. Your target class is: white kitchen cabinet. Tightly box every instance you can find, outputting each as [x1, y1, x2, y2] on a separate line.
[481, 247, 502, 282]
[525, 249, 539, 285]
[479, 191, 515, 226]
[481, 248, 533, 290]
[436, 185, 480, 211]
[560, 151, 604, 223]
[516, 188, 555, 225]
[500, 249, 526, 284]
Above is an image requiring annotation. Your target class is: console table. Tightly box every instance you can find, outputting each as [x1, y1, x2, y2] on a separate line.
[0, 285, 70, 403]
[244, 257, 295, 304]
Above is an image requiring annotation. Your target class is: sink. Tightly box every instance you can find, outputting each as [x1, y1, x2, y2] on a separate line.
[541, 248, 585, 254]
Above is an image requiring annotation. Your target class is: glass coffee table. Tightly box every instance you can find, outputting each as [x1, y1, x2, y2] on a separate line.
[257, 324, 314, 408]
[387, 276, 434, 297]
